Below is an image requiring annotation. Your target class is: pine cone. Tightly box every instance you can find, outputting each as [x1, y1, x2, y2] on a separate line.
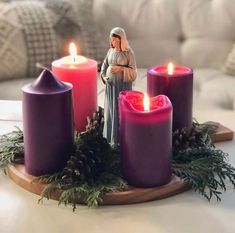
[61, 134, 111, 184]
[173, 121, 214, 155]
[60, 106, 120, 185]
[86, 106, 104, 135]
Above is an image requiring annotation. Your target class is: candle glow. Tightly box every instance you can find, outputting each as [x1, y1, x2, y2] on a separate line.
[143, 93, 150, 111]
[57, 42, 87, 66]
[69, 42, 77, 57]
[69, 42, 77, 62]
[168, 62, 174, 75]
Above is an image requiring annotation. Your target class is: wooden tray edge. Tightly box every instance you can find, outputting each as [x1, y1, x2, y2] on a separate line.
[7, 164, 190, 205]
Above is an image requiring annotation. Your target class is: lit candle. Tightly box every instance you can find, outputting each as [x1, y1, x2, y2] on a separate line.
[22, 69, 74, 176]
[118, 91, 172, 187]
[52, 42, 98, 132]
[147, 63, 193, 131]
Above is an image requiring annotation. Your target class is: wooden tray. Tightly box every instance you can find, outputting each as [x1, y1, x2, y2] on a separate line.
[7, 122, 233, 205]
[209, 122, 234, 143]
[7, 164, 190, 205]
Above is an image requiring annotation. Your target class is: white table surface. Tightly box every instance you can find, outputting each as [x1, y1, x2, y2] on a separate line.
[0, 101, 235, 233]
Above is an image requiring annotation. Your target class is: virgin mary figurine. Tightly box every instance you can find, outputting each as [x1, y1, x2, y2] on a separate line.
[100, 27, 137, 146]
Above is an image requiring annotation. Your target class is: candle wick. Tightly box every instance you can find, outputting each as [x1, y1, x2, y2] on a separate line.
[35, 62, 48, 70]
[72, 56, 77, 63]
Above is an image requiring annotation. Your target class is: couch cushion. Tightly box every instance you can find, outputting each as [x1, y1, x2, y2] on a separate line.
[94, 0, 182, 68]
[195, 74, 235, 111]
[223, 43, 235, 76]
[180, 0, 235, 69]
[94, 0, 235, 69]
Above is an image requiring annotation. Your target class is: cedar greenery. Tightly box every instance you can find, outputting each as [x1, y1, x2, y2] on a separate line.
[172, 121, 235, 201]
[0, 108, 235, 210]
[172, 149, 235, 201]
[0, 127, 24, 173]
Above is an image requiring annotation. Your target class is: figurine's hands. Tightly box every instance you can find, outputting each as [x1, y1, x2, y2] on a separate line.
[102, 76, 110, 85]
[111, 66, 123, 73]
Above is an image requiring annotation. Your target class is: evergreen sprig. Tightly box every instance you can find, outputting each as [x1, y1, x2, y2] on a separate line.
[172, 148, 235, 201]
[0, 127, 24, 173]
[38, 173, 127, 211]
[172, 121, 235, 200]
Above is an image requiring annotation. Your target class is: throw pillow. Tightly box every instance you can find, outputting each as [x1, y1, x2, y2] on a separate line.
[0, 0, 102, 81]
[0, 1, 59, 80]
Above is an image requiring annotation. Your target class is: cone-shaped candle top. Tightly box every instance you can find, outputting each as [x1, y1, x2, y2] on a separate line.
[22, 69, 72, 94]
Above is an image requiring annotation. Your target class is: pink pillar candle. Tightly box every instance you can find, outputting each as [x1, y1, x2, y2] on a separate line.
[118, 91, 172, 187]
[52, 49, 97, 132]
[147, 65, 193, 131]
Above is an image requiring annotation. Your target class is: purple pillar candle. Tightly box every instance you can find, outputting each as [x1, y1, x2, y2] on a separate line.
[22, 69, 74, 176]
[118, 91, 172, 187]
[147, 64, 193, 131]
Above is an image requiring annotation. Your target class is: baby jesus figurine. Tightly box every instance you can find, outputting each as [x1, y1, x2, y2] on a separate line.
[100, 27, 137, 146]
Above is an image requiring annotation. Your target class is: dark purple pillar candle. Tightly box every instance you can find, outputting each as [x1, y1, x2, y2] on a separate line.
[118, 91, 172, 187]
[147, 65, 193, 131]
[22, 69, 74, 176]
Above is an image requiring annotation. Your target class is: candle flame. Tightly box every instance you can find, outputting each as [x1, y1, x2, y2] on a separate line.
[69, 42, 77, 61]
[143, 93, 150, 111]
[168, 62, 174, 75]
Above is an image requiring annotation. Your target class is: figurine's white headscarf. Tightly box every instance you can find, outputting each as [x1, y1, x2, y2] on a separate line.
[110, 27, 129, 51]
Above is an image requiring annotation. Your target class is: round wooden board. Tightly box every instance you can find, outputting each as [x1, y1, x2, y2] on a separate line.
[7, 164, 190, 205]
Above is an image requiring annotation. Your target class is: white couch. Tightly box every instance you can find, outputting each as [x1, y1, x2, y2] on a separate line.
[93, 0, 235, 112]
[0, 0, 235, 113]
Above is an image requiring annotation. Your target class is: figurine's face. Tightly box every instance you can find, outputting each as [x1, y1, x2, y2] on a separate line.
[111, 36, 121, 50]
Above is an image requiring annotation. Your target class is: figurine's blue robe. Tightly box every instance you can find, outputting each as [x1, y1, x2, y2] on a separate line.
[101, 48, 137, 146]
